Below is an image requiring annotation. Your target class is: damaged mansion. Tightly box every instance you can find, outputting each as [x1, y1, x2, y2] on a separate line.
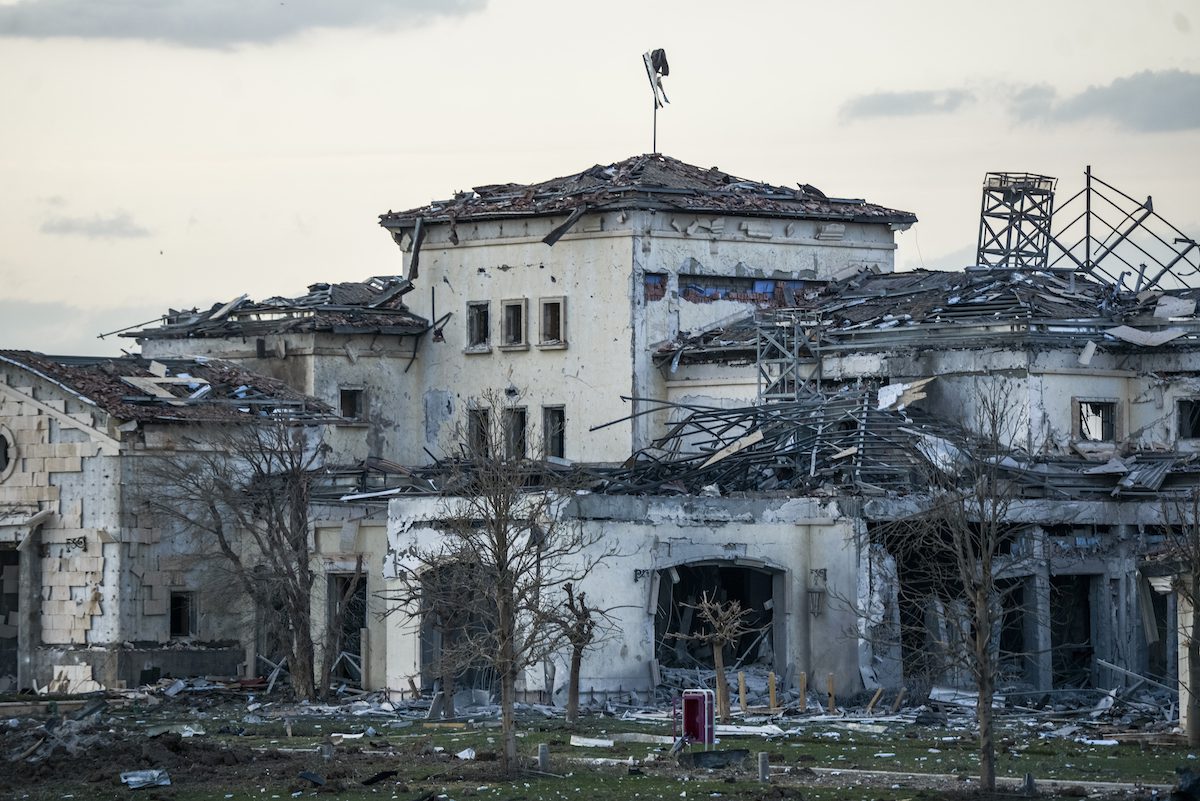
[2, 154, 1199, 714]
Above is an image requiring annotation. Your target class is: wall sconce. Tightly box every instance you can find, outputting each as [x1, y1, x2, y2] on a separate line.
[808, 568, 827, 617]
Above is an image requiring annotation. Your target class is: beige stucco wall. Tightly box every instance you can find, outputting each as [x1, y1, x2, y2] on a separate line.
[392, 210, 898, 461]
[382, 493, 869, 699]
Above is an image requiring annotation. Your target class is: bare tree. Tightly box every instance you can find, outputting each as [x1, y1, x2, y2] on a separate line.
[135, 419, 329, 700]
[669, 593, 761, 724]
[871, 381, 1027, 791]
[1158, 490, 1200, 746]
[382, 391, 611, 775]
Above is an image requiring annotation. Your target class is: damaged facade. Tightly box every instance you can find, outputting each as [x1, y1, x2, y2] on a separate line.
[7, 154, 1198, 714]
[0, 351, 338, 691]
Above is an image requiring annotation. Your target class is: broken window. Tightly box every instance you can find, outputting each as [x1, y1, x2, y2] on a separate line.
[503, 407, 527, 460]
[500, 299, 527, 348]
[339, 388, 364, 420]
[169, 592, 197, 639]
[653, 563, 779, 672]
[678, 275, 809, 306]
[644, 273, 667, 302]
[539, 297, 566, 346]
[0, 431, 9, 475]
[1076, 400, 1116, 441]
[542, 406, 565, 459]
[466, 302, 490, 350]
[328, 574, 367, 683]
[0, 548, 18, 679]
[467, 408, 490, 457]
[1179, 399, 1200, 439]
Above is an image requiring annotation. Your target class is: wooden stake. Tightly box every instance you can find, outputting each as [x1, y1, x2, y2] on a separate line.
[826, 673, 836, 715]
[798, 672, 807, 713]
[738, 671, 747, 713]
[889, 687, 907, 714]
[866, 687, 884, 714]
[768, 672, 778, 711]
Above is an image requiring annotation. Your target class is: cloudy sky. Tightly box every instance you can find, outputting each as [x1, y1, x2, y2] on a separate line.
[1, 0, 1197, 354]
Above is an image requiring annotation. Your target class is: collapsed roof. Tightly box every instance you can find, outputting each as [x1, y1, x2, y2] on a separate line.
[658, 267, 1200, 366]
[378, 153, 918, 229]
[122, 276, 428, 341]
[0, 351, 333, 423]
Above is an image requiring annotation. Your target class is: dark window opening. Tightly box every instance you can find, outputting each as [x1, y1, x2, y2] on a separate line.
[653, 563, 778, 672]
[0, 435, 8, 474]
[503, 407, 527, 460]
[540, 298, 565, 344]
[467, 302, 490, 348]
[418, 561, 495, 699]
[1050, 574, 1094, 688]
[170, 592, 197, 639]
[1180, 399, 1200, 439]
[1078, 400, 1115, 441]
[328, 574, 367, 683]
[502, 300, 526, 346]
[467, 408, 490, 457]
[543, 406, 565, 459]
[340, 388, 364, 420]
[0, 549, 19, 679]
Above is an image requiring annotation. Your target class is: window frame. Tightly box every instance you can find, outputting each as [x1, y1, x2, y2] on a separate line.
[1179, 398, 1200, 440]
[499, 298, 529, 351]
[465, 301, 491, 353]
[542, 405, 566, 460]
[467, 407, 491, 457]
[538, 297, 567, 348]
[0, 424, 14, 483]
[502, 406, 528, 460]
[339, 387, 365, 421]
[1072, 397, 1120, 443]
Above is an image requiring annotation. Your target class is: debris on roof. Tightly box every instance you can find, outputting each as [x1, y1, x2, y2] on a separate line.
[657, 267, 1200, 366]
[379, 154, 917, 229]
[0, 351, 333, 423]
[121, 276, 428, 341]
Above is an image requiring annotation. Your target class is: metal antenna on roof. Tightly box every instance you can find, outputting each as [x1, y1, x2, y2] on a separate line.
[642, 48, 669, 153]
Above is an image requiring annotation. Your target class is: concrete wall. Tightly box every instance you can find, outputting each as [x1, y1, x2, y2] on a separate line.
[382, 493, 870, 699]
[140, 333, 410, 464]
[0, 365, 273, 690]
[392, 210, 899, 461]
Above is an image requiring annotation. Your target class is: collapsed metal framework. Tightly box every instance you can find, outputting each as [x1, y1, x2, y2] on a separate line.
[976, 167, 1199, 290]
[755, 311, 822, 402]
[976, 172, 1057, 270]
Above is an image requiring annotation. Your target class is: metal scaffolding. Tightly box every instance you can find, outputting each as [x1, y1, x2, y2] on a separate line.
[975, 172, 1057, 269]
[755, 311, 823, 403]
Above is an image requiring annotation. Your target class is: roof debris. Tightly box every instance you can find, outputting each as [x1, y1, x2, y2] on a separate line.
[379, 154, 917, 229]
[0, 351, 333, 423]
[122, 275, 427, 341]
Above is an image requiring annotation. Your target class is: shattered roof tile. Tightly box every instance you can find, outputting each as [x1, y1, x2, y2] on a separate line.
[0, 351, 333, 424]
[122, 276, 428, 340]
[379, 154, 917, 228]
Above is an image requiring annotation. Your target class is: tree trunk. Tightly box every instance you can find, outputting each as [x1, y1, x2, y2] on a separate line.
[291, 626, 317, 701]
[566, 645, 583, 725]
[500, 657, 518, 775]
[975, 588, 996, 791]
[713, 643, 731, 724]
[440, 651, 457, 721]
[1189, 586, 1200, 747]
